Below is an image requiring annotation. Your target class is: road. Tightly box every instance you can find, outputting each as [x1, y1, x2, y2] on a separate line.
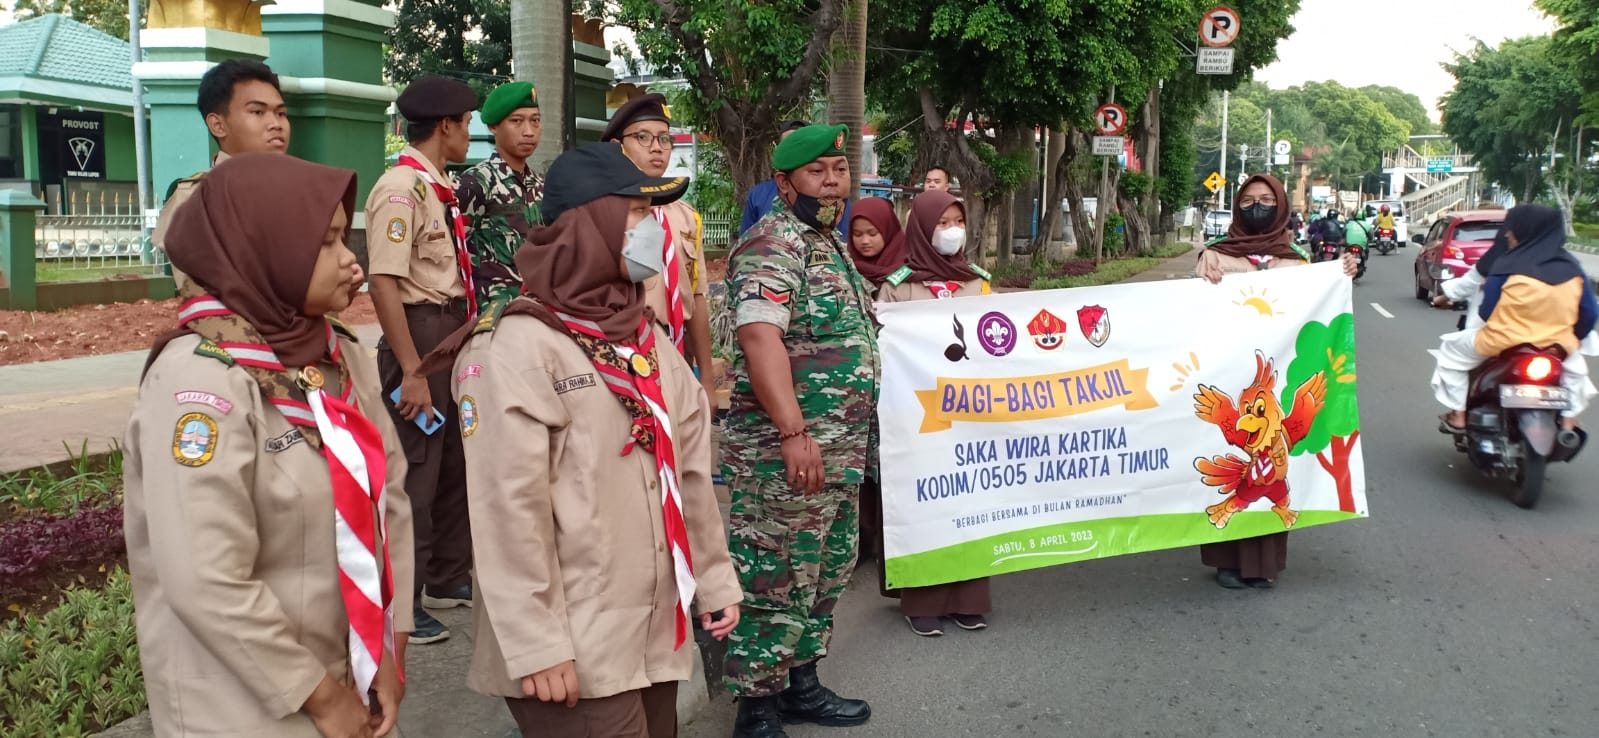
[683, 248, 1599, 738]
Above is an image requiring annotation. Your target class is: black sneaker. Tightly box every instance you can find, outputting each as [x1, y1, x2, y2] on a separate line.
[422, 582, 472, 609]
[906, 616, 943, 637]
[950, 614, 987, 631]
[1215, 568, 1246, 590]
[409, 607, 450, 644]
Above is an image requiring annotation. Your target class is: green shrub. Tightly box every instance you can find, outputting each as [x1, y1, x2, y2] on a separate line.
[0, 443, 123, 517]
[1, 568, 145, 737]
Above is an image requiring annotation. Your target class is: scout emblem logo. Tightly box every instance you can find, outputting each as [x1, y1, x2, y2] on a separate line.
[1027, 309, 1068, 350]
[630, 353, 654, 377]
[387, 218, 407, 243]
[172, 412, 218, 467]
[976, 311, 1018, 357]
[1077, 305, 1111, 347]
[944, 315, 969, 362]
[69, 138, 95, 171]
[459, 396, 479, 437]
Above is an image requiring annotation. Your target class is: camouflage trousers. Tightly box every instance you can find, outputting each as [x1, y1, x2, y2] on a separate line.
[722, 474, 859, 697]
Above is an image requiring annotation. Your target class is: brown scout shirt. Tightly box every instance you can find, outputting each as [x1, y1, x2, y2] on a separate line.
[454, 313, 742, 700]
[365, 146, 467, 305]
[876, 276, 989, 303]
[643, 198, 706, 329]
[153, 151, 231, 291]
[124, 333, 415, 736]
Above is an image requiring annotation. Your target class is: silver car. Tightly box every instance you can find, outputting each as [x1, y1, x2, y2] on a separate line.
[1203, 210, 1232, 239]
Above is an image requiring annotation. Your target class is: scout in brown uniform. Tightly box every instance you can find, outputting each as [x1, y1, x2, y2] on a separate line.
[604, 93, 719, 407]
[125, 154, 413, 737]
[872, 190, 995, 636]
[365, 75, 478, 644]
[426, 143, 742, 737]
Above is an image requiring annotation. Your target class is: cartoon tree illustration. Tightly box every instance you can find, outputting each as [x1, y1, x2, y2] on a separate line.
[1282, 313, 1361, 512]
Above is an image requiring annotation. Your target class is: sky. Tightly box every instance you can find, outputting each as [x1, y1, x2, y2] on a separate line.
[1254, 0, 1558, 121]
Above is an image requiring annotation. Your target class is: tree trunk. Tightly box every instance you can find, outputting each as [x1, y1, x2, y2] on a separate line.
[964, 195, 988, 265]
[1141, 86, 1162, 241]
[1315, 431, 1360, 513]
[1117, 187, 1150, 256]
[827, 0, 868, 201]
[518, 0, 572, 171]
[1032, 128, 1068, 256]
[1060, 130, 1094, 255]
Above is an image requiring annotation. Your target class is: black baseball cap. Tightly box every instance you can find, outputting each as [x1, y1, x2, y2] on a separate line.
[541, 142, 689, 225]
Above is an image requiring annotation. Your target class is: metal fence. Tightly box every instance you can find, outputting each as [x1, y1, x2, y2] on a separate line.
[701, 209, 736, 253]
[33, 192, 164, 281]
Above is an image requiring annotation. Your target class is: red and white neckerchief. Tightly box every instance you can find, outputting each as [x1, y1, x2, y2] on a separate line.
[398, 153, 478, 321]
[923, 281, 961, 299]
[178, 296, 400, 702]
[556, 311, 696, 649]
[652, 207, 687, 351]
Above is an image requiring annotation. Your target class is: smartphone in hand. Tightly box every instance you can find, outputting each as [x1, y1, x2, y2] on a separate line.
[389, 386, 446, 435]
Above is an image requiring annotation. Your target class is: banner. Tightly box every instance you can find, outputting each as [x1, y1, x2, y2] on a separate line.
[877, 262, 1366, 588]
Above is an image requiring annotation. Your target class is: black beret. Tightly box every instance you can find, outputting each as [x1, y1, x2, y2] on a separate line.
[396, 76, 478, 121]
[541, 142, 688, 225]
[601, 93, 670, 142]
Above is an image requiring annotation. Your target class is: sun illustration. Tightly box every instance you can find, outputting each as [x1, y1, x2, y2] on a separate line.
[1234, 286, 1281, 316]
[1169, 351, 1203, 392]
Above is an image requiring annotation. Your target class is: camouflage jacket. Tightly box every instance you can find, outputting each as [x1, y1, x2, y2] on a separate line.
[455, 152, 545, 310]
[722, 201, 881, 483]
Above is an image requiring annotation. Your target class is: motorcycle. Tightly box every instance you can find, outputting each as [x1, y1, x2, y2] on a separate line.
[1446, 344, 1587, 508]
[1312, 237, 1366, 280]
[1373, 227, 1397, 255]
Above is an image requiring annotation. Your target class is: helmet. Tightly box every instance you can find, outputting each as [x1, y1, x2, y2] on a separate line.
[1380, 204, 1390, 213]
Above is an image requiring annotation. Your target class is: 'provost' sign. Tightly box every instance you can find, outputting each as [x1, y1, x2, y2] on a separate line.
[875, 262, 1368, 588]
[40, 110, 106, 180]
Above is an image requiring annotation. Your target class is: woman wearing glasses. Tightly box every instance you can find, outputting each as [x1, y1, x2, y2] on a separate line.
[1193, 174, 1356, 590]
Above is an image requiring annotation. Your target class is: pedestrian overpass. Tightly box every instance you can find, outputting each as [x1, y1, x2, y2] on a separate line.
[1382, 136, 1479, 222]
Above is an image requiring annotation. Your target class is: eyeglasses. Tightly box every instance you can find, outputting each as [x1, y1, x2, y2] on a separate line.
[626, 132, 674, 149]
[1237, 196, 1277, 207]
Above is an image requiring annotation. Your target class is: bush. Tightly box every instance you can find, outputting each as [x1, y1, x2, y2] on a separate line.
[0, 568, 145, 737]
[0, 444, 123, 517]
[0, 507, 125, 592]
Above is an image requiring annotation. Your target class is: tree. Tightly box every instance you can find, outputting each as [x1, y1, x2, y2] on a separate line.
[828, 0, 869, 200]
[12, 0, 145, 39]
[1538, 0, 1599, 122]
[387, 0, 511, 98]
[608, 0, 846, 207]
[1283, 313, 1360, 514]
[1358, 85, 1436, 137]
[1310, 138, 1367, 199]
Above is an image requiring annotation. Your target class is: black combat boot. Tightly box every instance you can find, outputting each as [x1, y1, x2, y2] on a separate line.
[732, 695, 790, 738]
[775, 662, 871, 727]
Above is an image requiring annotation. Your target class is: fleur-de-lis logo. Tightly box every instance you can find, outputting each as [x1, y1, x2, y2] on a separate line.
[976, 311, 1017, 357]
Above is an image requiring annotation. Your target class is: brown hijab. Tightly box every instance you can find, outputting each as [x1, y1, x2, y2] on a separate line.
[902, 190, 980, 283]
[847, 197, 906, 286]
[1205, 173, 1300, 259]
[150, 153, 356, 368]
[514, 196, 644, 342]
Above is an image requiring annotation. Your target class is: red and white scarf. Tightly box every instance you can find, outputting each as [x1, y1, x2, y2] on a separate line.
[555, 311, 696, 648]
[923, 280, 961, 299]
[398, 154, 479, 321]
[178, 296, 399, 702]
[653, 207, 687, 351]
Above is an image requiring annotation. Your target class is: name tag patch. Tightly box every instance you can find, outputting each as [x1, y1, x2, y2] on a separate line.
[175, 390, 234, 415]
[265, 428, 306, 454]
[457, 363, 483, 383]
[554, 373, 596, 394]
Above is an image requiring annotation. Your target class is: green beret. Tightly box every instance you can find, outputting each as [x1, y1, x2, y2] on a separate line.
[772, 124, 849, 172]
[481, 81, 538, 126]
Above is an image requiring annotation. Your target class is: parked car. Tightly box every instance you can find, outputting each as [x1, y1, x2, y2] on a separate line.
[1203, 210, 1232, 239]
[1413, 210, 1506, 301]
[1364, 199, 1410, 243]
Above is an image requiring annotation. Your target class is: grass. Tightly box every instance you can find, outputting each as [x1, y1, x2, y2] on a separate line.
[1030, 241, 1193, 290]
[0, 442, 123, 519]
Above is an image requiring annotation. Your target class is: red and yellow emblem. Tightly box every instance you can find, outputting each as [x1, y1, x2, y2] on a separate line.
[630, 352, 653, 378]
[1027, 309, 1068, 350]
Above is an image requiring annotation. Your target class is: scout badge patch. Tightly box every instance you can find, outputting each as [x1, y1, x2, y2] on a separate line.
[172, 412, 218, 467]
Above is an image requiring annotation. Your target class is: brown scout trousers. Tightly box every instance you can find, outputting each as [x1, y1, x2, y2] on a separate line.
[505, 682, 678, 738]
[377, 301, 473, 599]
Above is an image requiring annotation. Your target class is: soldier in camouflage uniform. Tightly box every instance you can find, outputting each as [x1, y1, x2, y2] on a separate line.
[456, 81, 545, 311]
[722, 124, 879, 738]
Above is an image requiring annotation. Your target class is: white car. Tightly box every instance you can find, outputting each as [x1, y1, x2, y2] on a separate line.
[1203, 210, 1232, 239]
[1363, 200, 1409, 243]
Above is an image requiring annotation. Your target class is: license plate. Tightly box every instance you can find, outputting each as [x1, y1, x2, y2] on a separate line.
[1499, 384, 1569, 409]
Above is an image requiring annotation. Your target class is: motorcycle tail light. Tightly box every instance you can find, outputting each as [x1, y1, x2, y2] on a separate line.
[1519, 355, 1558, 383]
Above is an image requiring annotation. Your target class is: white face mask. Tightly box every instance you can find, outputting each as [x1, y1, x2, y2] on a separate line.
[933, 226, 966, 256]
[621, 216, 666, 283]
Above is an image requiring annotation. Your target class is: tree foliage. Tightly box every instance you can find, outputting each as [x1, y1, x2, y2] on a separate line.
[12, 0, 145, 40]
[386, 0, 511, 97]
[1538, 0, 1599, 123]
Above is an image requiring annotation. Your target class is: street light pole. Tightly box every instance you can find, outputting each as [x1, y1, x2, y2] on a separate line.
[129, 0, 151, 251]
[1218, 90, 1229, 210]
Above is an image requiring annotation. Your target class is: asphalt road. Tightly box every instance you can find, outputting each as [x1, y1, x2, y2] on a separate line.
[683, 247, 1599, 738]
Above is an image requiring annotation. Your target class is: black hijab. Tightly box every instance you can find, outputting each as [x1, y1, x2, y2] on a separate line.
[1488, 204, 1581, 286]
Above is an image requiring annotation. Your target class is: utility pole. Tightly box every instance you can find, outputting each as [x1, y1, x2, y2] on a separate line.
[129, 0, 151, 254]
[1218, 90, 1229, 210]
[1094, 85, 1116, 259]
[1239, 143, 1249, 179]
[1265, 108, 1273, 175]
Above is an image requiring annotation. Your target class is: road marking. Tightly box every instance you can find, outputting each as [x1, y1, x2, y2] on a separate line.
[1370, 302, 1395, 319]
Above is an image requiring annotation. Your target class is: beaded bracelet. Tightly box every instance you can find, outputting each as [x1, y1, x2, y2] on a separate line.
[779, 427, 809, 442]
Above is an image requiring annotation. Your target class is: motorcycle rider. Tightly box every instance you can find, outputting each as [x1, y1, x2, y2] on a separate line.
[1431, 205, 1598, 434]
[1344, 209, 1371, 251]
[1374, 204, 1396, 233]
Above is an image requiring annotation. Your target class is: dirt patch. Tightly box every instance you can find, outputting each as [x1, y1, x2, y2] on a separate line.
[706, 257, 727, 284]
[338, 292, 378, 326]
[0, 299, 179, 366]
[2, 558, 119, 622]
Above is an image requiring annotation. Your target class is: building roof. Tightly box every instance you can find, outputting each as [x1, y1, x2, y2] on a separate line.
[0, 15, 134, 111]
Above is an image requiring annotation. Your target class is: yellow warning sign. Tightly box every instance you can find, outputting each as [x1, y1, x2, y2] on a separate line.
[1203, 171, 1226, 193]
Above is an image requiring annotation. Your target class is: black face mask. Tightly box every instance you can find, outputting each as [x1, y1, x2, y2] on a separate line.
[791, 192, 846, 232]
[1239, 204, 1277, 233]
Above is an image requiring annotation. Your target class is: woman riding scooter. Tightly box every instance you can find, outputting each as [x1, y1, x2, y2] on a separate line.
[1431, 205, 1599, 433]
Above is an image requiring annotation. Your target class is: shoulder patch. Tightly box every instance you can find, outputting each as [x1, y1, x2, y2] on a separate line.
[193, 339, 236, 367]
[969, 264, 992, 281]
[886, 265, 913, 287]
[459, 395, 479, 437]
[326, 316, 360, 343]
[387, 217, 407, 243]
[472, 297, 509, 335]
[412, 179, 429, 203]
[163, 171, 205, 201]
[172, 412, 219, 467]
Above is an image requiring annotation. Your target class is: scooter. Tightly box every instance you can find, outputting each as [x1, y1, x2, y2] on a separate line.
[1313, 238, 1366, 280]
[1445, 345, 1587, 509]
[1373, 227, 1397, 255]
